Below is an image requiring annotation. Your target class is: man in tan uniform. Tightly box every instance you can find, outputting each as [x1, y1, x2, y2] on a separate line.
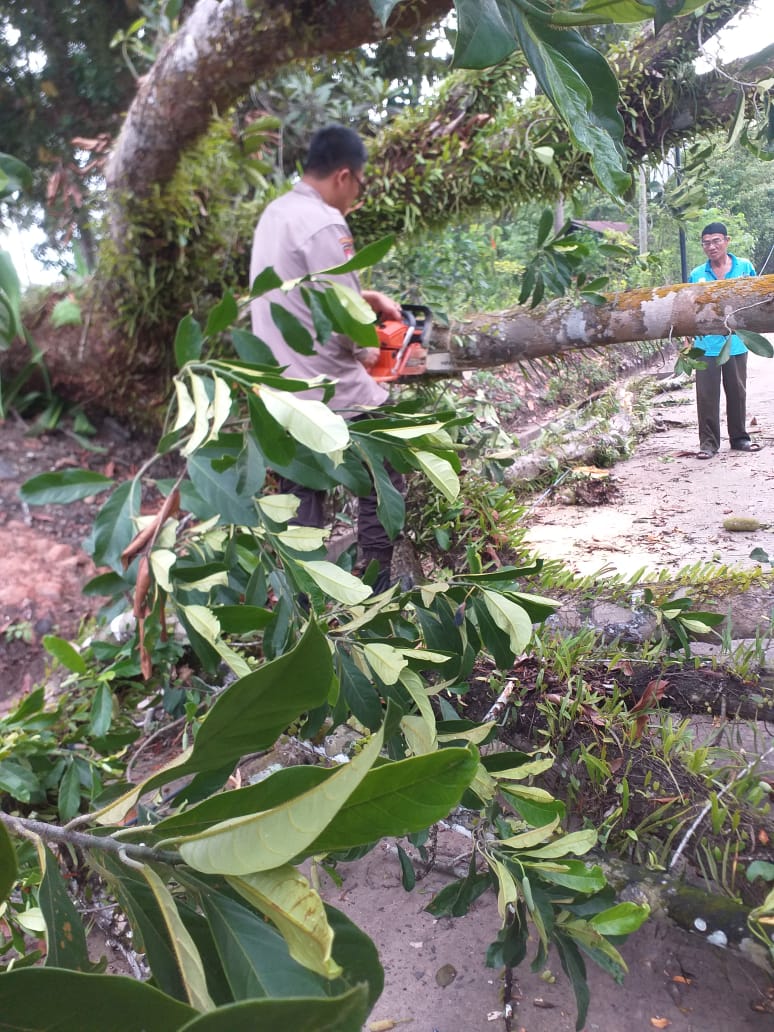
[250, 124, 404, 590]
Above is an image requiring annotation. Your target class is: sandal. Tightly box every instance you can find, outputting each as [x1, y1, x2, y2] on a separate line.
[696, 450, 716, 460]
[731, 441, 763, 452]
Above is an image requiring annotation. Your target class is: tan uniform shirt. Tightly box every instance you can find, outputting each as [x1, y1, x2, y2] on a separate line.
[249, 181, 388, 415]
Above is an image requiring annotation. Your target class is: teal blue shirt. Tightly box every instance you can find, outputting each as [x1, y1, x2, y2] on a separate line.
[688, 253, 756, 357]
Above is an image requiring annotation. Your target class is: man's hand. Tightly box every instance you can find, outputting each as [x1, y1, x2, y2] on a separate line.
[357, 346, 380, 369]
[362, 289, 402, 322]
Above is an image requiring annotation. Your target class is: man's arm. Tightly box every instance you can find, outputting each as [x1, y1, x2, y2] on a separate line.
[362, 289, 402, 321]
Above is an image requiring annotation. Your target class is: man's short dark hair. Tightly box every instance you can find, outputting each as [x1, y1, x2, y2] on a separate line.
[304, 125, 368, 177]
[701, 222, 728, 238]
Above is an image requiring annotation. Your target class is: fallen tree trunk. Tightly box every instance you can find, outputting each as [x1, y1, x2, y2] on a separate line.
[427, 274, 774, 372]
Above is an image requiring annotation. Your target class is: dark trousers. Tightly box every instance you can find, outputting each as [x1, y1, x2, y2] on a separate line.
[278, 462, 405, 566]
[695, 352, 749, 453]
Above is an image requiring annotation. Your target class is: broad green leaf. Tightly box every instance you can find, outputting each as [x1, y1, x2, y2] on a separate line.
[491, 756, 555, 781]
[326, 281, 376, 327]
[181, 373, 212, 456]
[318, 286, 379, 349]
[576, 0, 707, 29]
[555, 932, 590, 1032]
[258, 386, 349, 456]
[425, 868, 492, 918]
[231, 327, 278, 366]
[0, 968, 196, 1032]
[304, 746, 479, 856]
[412, 449, 460, 502]
[0, 818, 17, 902]
[42, 635, 87, 675]
[180, 605, 251, 679]
[270, 302, 315, 355]
[522, 828, 597, 859]
[207, 374, 233, 441]
[209, 604, 274, 634]
[482, 589, 533, 654]
[175, 986, 370, 1032]
[249, 265, 283, 296]
[0, 249, 22, 345]
[401, 713, 436, 757]
[21, 469, 114, 505]
[511, 13, 629, 199]
[257, 493, 300, 523]
[57, 760, 82, 824]
[227, 866, 342, 979]
[37, 844, 91, 971]
[90, 681, 114, 738]
[362, 642, 407, 684]
[499, 817, 561, 850]
[317, 235, 394, 275]
[201, 889, 327, 1000]
[167, 723, 385, 874]
[747, 860, 774, 882]
[85, 478, 141, 572]
[400, 668, 437, 750]
[174, 314, 203, 368]
[278, 526, 328, 551]
[528, 859, 607, 893]
[491, 857, 519, 919]
[150, 548, 177, 592]
[736, 328, 774, 357]
[589, 901, 651, 936]
[50, 297, 82, 328]
[0, 759, 43, 802]
[141, 866, 215, 1012]
[94, 621, 332, 824]
[453, 0, 517, 68]
[298, 560, 372, 604]
[187, 442, 265, 526]
[204, 290, 238, 338]
[173, 377, 196, 431]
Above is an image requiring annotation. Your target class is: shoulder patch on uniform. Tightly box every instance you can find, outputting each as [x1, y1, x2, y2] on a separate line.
[340, 235, 355, 258]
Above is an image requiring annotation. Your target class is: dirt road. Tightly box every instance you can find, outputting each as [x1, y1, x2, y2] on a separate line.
[524, 351, 774, 578]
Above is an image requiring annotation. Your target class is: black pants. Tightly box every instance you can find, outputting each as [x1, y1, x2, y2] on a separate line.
[695, 352, 749, 453]
[278, 462, 405, 566]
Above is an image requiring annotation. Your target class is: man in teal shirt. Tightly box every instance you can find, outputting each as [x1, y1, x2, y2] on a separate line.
[688, 222, 758, 458]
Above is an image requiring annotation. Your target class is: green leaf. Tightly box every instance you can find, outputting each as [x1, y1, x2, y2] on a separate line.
[453, 0, 517, 68]
[85, 478, 142, 572]
[0, 249, 22, 345]
[204, 291, 239, 338]
[0, 968, 196, 1032]
[736, 329, 774, 358]
[141, 866, 215, 1012]
[716, 334, 732, 365]
[0, 818, 18, 903]
[412, 449, 460, 502]
[318, 286, 379, 349]
[227, 866, 342, 978]
[528, 859, 607, 893]
[555, 932, 590, 1032]
[187, 446, 264, 526]
[42, 635, 88, 675]
[589, 901, 650, 936]
[58, 760, 82, 823]
[397, 844, 416, 890]
[175, 986, 370, 1032]
[575, 0, 707, 31]
[257, 386, 349, 456]
[0, 759, 42, 802]
[21, 469, 114, 505]
[511, 13, 629, 199]
[304, 746, 479, 856]
[747, 860, 774, 883]
[210, 605, 274, 634]
[167, 724, 386, 874]
[297, 561, 373, 605]
[522, 828, 597, 859]
[482, 589, 533, 655]
[249, 265, 283, 296]
[90, 681, 114, 738]
[93, 621, 333, 825]
[50, 297, 82, 328]
[201, 889, 327, 1000]
[231, 327, 278, 366]
[317, 235, 394, 275]
[270, 302, 315, 355]
[38, 845, 92, 971]
[425, 868, 492, 918]
[175, 314, 204, 367]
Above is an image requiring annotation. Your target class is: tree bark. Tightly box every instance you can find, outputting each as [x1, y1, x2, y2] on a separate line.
[426, 274, 774, 373]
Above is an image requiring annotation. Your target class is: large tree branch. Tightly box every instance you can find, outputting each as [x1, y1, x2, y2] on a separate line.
[427, 275, 774, 372]
[106, 0, 451, 199]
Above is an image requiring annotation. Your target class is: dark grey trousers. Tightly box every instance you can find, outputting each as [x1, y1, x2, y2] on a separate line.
[695, 352, 749, 453]
[278, 462, 405, 565]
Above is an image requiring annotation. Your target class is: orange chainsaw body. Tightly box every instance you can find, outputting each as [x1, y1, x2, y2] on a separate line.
[371, 305, 431, 382]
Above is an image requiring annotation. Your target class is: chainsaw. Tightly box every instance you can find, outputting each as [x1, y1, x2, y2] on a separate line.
[371, 304, 432, 382]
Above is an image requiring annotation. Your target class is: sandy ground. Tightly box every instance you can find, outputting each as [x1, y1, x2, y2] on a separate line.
[523, 352, 774, 578]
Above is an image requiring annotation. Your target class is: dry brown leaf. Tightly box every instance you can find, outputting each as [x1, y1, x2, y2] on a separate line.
[650, 1018, 671, 1029]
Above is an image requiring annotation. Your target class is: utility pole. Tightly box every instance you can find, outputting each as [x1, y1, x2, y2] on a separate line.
[674, 146, 688, 281]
